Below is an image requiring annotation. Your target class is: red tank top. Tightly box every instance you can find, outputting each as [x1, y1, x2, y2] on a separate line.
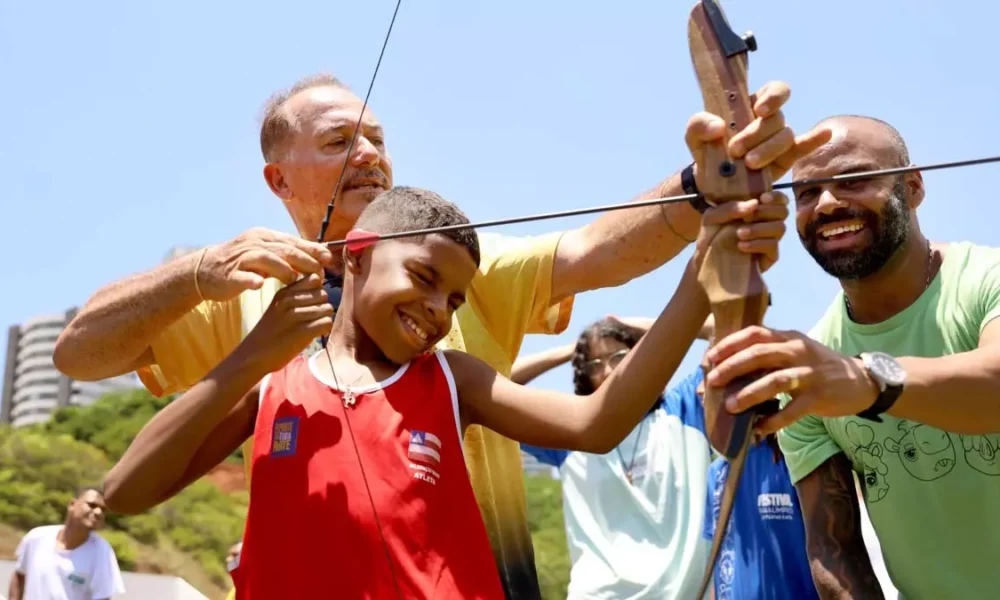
[231, 351, 504, 600]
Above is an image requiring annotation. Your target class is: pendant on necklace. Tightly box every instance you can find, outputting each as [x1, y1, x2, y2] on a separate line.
[626, 471, 634, 485]
[343, 389, 356, 408]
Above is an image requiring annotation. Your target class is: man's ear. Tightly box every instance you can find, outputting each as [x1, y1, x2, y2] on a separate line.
[264, 163, 292, 201]
[904, 169, 924, 209]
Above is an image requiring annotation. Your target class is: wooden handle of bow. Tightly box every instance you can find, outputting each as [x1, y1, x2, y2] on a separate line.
[688, 2, 772, 459]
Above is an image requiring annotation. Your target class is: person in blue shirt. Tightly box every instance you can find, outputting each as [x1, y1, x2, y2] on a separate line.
[514, 315, 715, 600]
[701, 431, 818, 600]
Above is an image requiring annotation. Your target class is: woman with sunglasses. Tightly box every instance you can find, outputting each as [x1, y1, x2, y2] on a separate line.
[517, 315, 715, 600]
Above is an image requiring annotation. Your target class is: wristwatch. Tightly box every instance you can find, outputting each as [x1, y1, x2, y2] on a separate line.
[855, 352, 906, 422]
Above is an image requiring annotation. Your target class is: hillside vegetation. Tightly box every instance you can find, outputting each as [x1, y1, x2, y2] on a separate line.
[0, 388, 570, 599]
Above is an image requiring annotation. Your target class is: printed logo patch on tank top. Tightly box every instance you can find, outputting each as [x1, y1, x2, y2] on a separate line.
[271, 416, 300, 457]
[408, 430, 443, 485]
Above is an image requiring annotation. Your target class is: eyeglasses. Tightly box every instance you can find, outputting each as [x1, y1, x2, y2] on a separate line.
[584, 348, 629, 375]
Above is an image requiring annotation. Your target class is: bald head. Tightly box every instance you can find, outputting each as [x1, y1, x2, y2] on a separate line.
[259, 73, 354, 162]
[795, 115, 910, 180]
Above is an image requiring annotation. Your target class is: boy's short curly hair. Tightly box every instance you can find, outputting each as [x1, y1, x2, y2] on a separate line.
[353, 186, 480, 267]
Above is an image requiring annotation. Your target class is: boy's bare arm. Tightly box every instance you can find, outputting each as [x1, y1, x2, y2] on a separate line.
[452, 195, 787, 452]
[103, 368, 261, 515]
[796, 454, 885, 599]
[451, 263, 709, 453]
[104, 274, 334, 514]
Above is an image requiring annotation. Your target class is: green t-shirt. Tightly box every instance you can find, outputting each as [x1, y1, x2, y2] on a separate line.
[778, 241, 1000, 599]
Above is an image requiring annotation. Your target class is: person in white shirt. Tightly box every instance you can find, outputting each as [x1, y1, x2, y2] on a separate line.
[8, 486, 125, 600]
[517, 315, 715, 599]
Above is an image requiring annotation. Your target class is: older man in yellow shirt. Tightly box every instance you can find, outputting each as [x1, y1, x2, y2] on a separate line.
[54, 73, 822, 597]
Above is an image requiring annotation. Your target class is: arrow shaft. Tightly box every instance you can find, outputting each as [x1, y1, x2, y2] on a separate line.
[326, 154, 1000, 248]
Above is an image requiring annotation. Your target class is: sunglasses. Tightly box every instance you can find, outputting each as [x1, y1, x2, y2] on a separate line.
[583, 348, 629, 375]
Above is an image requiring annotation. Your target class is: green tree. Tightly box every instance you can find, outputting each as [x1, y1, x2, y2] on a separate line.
[43, 387, 242, 464]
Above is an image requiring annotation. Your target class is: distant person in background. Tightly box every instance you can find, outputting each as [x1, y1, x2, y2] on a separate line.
[224, 542, 242, 600]
[516, 315, 715, 600]
[8, 487, 125, 600]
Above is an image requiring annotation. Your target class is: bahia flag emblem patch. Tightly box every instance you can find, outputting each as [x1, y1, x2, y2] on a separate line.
[408, 431, 442, 485]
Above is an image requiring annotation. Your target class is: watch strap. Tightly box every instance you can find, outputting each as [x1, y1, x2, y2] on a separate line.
[855, 354, 904, 423]
[682, 163, 712, 213]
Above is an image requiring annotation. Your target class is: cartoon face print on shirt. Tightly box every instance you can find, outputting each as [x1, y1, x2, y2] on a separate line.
[845, 422, 890, 502]
[959, 434, 1000, 475]
[884, 420, 956, 481]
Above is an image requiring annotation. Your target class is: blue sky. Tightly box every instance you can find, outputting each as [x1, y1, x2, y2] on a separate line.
[3, 0, 1000, 399]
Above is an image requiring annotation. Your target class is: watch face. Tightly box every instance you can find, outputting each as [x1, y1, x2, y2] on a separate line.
[868, 352, 906, 387]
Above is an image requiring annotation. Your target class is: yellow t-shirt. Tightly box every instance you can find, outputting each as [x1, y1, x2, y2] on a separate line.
[137, 231, 574, 598]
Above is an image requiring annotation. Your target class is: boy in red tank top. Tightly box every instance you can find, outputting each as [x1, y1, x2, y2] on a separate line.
[105, 186, 788, 599]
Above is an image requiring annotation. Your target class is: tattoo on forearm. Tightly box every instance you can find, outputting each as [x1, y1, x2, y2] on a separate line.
[799, 453, 884, 600]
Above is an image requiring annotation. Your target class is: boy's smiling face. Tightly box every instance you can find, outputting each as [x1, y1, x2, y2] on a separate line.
[349, 233, 477, 364]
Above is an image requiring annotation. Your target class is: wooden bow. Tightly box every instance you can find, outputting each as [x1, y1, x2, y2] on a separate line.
[688, 1, 779, 597]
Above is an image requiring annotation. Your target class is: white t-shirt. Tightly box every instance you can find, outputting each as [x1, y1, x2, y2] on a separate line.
[523, 370, 713, 600]
[15, 525, 125, 600]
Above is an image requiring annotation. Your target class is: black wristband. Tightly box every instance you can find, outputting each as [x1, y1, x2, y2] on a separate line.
[682, 163, 712, 213]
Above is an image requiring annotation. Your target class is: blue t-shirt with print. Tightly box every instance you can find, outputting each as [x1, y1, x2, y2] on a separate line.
[702, 440, 817, 600]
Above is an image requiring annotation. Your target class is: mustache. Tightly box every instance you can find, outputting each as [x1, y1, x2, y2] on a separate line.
[342, 169, 389, 190]
[803, 207, 876, 240]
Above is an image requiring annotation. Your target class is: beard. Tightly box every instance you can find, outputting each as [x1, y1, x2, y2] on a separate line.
[801, 177, 911, 280]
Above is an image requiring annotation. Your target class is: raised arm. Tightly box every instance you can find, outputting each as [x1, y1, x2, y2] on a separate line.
[53, 228, 332, 381]
[509, 343, 575, 385]
[795, 453, 885, 599]
[548, 81, 830, 303]
[455, 197, 786, 452]
[103, 275, 334, 514]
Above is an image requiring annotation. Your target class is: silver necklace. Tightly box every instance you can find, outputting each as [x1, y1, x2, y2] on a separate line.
[845, 241, 934, 321]
[325, 353, 369, 408]
[615, 419, 646, 485]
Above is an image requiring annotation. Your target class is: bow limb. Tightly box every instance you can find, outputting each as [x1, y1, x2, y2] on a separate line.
[688, 1, 774, 597]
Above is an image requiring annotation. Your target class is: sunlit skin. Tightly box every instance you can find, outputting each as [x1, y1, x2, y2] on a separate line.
[791, 117, 934, 325]
[263, 86, 394, 247]
[316, 235, 478, 383]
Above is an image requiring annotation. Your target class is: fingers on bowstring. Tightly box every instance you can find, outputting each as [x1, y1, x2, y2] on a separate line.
[240, 250, 300, 285]
[263, 242, 325, 276]
[229, 271, 265, 291]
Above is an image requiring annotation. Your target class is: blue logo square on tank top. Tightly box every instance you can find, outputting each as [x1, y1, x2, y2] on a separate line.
[271, 416, 300, 457]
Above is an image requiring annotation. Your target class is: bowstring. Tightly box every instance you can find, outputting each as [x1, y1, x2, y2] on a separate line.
[314, 1, 405, 599]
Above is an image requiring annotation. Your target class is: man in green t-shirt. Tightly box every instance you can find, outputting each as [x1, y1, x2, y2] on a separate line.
[700, 114, 1000, 599]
